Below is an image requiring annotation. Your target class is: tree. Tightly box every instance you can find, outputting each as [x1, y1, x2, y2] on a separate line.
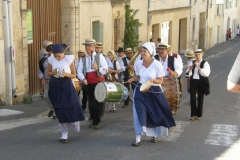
[123, 5, 142, 51]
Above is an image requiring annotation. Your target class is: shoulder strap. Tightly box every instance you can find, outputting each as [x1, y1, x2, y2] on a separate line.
[82, 56, 87, 78]
[172, 53, 178, 58]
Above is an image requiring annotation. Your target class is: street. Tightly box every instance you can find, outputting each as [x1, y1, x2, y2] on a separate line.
[1, 40, 240, 160]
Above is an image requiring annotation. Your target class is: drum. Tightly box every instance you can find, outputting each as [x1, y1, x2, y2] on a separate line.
[94, 82, 129, 102]
[140, 80, 152, 93]
[161, 76, 180, 115]
[72, 78, 81, 93]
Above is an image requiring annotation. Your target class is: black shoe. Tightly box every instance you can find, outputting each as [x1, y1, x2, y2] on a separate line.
[151, 137, 158, 143]
[52, 116, 57, 119]
[122, 105, 127, 108]
[59, 139, 68, 144]
[48, 111, 53, 117]
[132, 140, 141, 147]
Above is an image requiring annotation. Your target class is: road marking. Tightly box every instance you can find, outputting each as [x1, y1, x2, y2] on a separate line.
[0, 117, 50, 131]
[0, 109, 23, 116]
[205, 124, 238, 147]
[159, 121, 190, 142]
[215, 139, 240, 160]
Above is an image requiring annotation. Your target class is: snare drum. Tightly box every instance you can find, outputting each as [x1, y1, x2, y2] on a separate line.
[162, 76, 180, 114]
[94, 82, 129, 102]
[72, 78, 81, 93]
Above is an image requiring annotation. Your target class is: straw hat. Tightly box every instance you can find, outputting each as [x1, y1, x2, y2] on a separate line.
[125, 48, 133, 53]
[194, 49, 203, 54]
[82, 39, 96, 45]
[95, 42, 103, 48]
[157, 43, 168, 49]
[184, 50, 195, 57]
[77, 50, 85, 54]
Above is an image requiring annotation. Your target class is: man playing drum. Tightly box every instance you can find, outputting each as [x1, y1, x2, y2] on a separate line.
[77, 39, 108, 129]
[95, 42, 113, 119]
[155, 43, 183, 114]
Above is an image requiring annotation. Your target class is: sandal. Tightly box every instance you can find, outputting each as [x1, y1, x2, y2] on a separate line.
[151, 137, 158, 143]
[190, 116, 196, 120]
[59, 139, 68, 144]
[196, 117, 202, 120]
[132, 140, 141, 147]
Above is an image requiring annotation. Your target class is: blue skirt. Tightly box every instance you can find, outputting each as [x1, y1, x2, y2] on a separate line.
[48, 77, 85, 123]
[134, 83, 176, 128]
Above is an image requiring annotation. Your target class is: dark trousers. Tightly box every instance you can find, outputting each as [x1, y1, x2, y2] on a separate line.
[99, 102, 105, 117]
[124, 79, 136, 106]
[78, 85, 87, 111]
[87, 84, 100, 125]
[190, 79, 205, 117]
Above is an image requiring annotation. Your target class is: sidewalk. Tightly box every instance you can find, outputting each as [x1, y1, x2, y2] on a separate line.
[1, 37, 240, 123]
[0, 95, 50, 122]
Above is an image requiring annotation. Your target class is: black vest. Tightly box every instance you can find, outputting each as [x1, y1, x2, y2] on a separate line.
[122, 57, 130, 80]
[191, 60, 210, 96]
[154, 55, 175, 71]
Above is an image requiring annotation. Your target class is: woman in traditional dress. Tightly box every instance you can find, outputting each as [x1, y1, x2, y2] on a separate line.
[48, 43, 85, 143]
[128, 42, 176, 147]
[106, 50, 121, 112]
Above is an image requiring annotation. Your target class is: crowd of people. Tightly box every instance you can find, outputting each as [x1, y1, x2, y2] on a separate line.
[37, 38, 211, 146]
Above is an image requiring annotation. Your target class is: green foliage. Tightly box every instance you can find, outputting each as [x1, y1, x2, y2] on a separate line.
[123, 5, 142, 50]
[22, 96, 32, 104]
[0, 98, 5, 106]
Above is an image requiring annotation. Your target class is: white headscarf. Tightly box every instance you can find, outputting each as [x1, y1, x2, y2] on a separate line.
[142, 42, 156, 57]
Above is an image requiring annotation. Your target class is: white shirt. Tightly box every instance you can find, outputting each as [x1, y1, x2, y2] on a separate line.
[116, 55, 125, 72]
[77, 52, 108, 80]
[135, 59, 165, 84]
[120, 57, 130, 72]
[113, 60, 121, 79]
[158, 55, 183, 76]
[188, 59, 211, 79]
[74, 58, 81, 74]
[48, 55, 74, 77]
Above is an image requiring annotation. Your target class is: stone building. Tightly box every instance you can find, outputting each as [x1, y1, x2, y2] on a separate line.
[148, 0, 191, 54]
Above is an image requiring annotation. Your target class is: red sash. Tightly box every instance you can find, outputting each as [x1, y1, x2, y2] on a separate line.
[86, 72, 105, 84]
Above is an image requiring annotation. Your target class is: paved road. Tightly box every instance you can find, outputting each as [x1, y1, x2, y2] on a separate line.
[1, 40, 240, 160]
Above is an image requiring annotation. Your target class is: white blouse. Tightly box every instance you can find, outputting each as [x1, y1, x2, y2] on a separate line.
[134, 59, 165, 84]
[48, 54, 74, 77]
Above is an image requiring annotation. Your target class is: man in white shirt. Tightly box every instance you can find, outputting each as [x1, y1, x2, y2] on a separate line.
[155, 43, 182, 77]
[187, 49, 210, 121]
[77, 39, 108, 129]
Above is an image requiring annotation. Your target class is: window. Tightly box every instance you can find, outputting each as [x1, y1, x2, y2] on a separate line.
[225, 0, 232, 9]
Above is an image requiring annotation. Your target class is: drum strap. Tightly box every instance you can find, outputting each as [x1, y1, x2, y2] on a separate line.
[95, 54, 104, 82]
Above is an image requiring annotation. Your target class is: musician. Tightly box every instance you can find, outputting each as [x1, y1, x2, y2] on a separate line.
[106, 50, 121, 112]
[167, 45, 183, 96]
[187, 49, 210, 120]
[120, 48, 136, 108]
[37, 44, 56, 119]
[116, 47, 126, 83]
[227, 52, 240, 93]
[74, 50, 87, 112]
[128, 42, 176, 147]
[38, 40, 53, 97]
[95, 42, 113, 119]
[48, 43, 85, 143]
[155, 43, 182, 77]
[185, 50, 195, 94]
[77, 39, 108, 129]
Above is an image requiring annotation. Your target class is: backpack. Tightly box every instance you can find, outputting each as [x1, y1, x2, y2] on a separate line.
[39, 55, 47, 74]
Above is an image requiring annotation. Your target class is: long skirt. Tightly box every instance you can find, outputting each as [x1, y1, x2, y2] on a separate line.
[133, 83, 176, 137]
[48, 77, 85, 124]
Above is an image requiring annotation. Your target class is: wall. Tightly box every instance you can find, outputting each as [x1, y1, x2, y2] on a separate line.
[79, 0, 113, 55]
